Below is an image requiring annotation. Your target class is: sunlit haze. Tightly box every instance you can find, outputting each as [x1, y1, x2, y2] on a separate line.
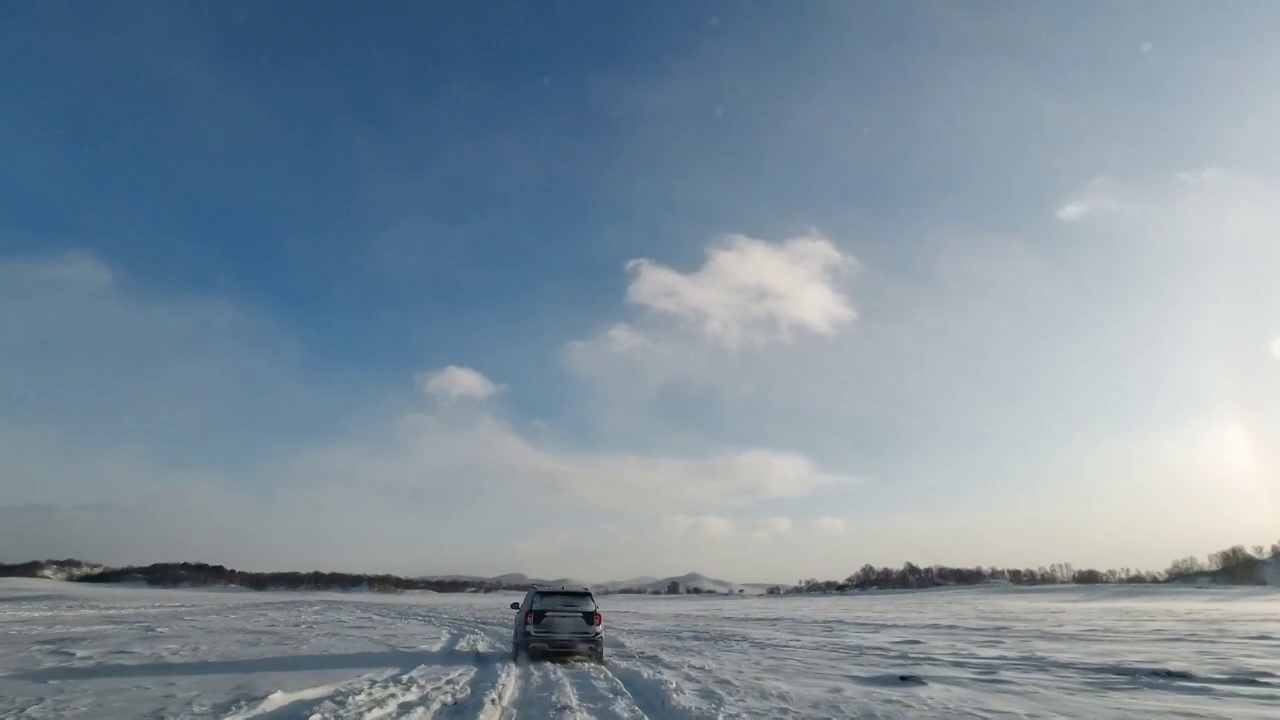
[2, 2, 1277, 583]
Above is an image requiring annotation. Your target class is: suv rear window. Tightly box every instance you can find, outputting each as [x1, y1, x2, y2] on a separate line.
[532, 592, 596, 610]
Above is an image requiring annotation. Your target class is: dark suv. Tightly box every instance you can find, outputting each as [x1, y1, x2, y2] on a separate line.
[509, 585, 605, 662]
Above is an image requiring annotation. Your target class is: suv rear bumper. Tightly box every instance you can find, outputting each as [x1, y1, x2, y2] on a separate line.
[524, 635, 603, 655]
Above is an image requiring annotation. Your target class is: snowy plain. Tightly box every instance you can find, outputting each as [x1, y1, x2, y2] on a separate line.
[2, 579, 1278, 719]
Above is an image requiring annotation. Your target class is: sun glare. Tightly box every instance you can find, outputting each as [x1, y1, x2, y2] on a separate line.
[1219, 424, 1255, 470]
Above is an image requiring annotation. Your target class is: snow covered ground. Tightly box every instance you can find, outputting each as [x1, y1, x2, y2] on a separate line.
[2, 579, 1278, 719]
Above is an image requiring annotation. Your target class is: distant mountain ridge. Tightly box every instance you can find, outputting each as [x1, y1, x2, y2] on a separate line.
[5, 540, 1276, 594]
[417, 573, 591, 588]
[0, 560, 762, 595]
[418, 571, 764, 595]
[595, 572, 766, 595]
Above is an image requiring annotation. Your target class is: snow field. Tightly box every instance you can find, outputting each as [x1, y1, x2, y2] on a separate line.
[2, 579, 1279, 718]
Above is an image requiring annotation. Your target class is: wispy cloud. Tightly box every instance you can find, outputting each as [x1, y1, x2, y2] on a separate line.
[659, 515, 793, 542]
[810, 516, 846, 534]
[1174, 167, 1229, 184]
[747, 517, 793, 541]
[661, 514, 736, 540]
[1055, 177, 1133, 222]
[12, 251, 114, 288]
[416, 365, 503, 404]
[1054, 203, 1093, 222]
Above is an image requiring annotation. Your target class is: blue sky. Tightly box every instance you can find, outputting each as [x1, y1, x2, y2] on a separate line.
[2, 2, 1278, 581]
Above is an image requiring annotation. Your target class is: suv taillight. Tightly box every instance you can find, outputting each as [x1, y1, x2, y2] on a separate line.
[524, 611, 533, 625]
[593, 611, 603, 626]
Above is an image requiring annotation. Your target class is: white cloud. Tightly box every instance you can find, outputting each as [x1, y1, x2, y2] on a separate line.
[746, 517, 793, 541]
[1271, 337, 1280, 359]
[811, 516, 846, 534]
[562, 233, 862, 436]
[1055, 176, 1133, 222]
[1174, 167, 1229, 184]
[662, 514, 736, 540]
[274, 408, 848, 516]
[544, 447, 846, 511]
[1140, 41, 1152, 53]
[14, 251, 115, 288]
[1054, 203, 1092, 222]
[624, 233, 856, 349]
[416, 365, 502, 404]
[660, 515, 793, 543]
[602, 323, 654, 353]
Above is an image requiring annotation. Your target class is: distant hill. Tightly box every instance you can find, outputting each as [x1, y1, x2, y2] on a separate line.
[487, 573, 531, 585]
[596, 576, 660, 593]
[0, 559, 105, 581]
[420, 572, 590, 589]
[598, 572, 764, 595]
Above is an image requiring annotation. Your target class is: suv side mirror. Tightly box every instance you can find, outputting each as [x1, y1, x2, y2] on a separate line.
[509, 601, 520, 610]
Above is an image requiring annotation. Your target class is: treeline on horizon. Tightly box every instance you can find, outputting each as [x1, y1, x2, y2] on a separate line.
[1, 541, 1276, 594]
[0, 560, 531, 593]
[772, 542, 1280, 594]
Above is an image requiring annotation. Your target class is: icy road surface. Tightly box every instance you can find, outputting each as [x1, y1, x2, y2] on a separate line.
[2, 579, 1278, 719]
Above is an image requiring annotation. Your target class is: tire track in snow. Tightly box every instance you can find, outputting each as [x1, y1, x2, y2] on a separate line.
[606, 630, 759, 720]
[224, 668, 405, 720]
[419, 614, 512, 658]
[430, 632, 519, 720]
[276, 665, 472, 720]
[223, 626, 504, 719]
[565, 661, 651, 719]
[391, 604, 525, 718]
[498, 658, 654, 720]
[388, 666, 477, 719]
[507, 658, 578, 718]
[220, 672, 391, 719]
[603, 660, 735, 720]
